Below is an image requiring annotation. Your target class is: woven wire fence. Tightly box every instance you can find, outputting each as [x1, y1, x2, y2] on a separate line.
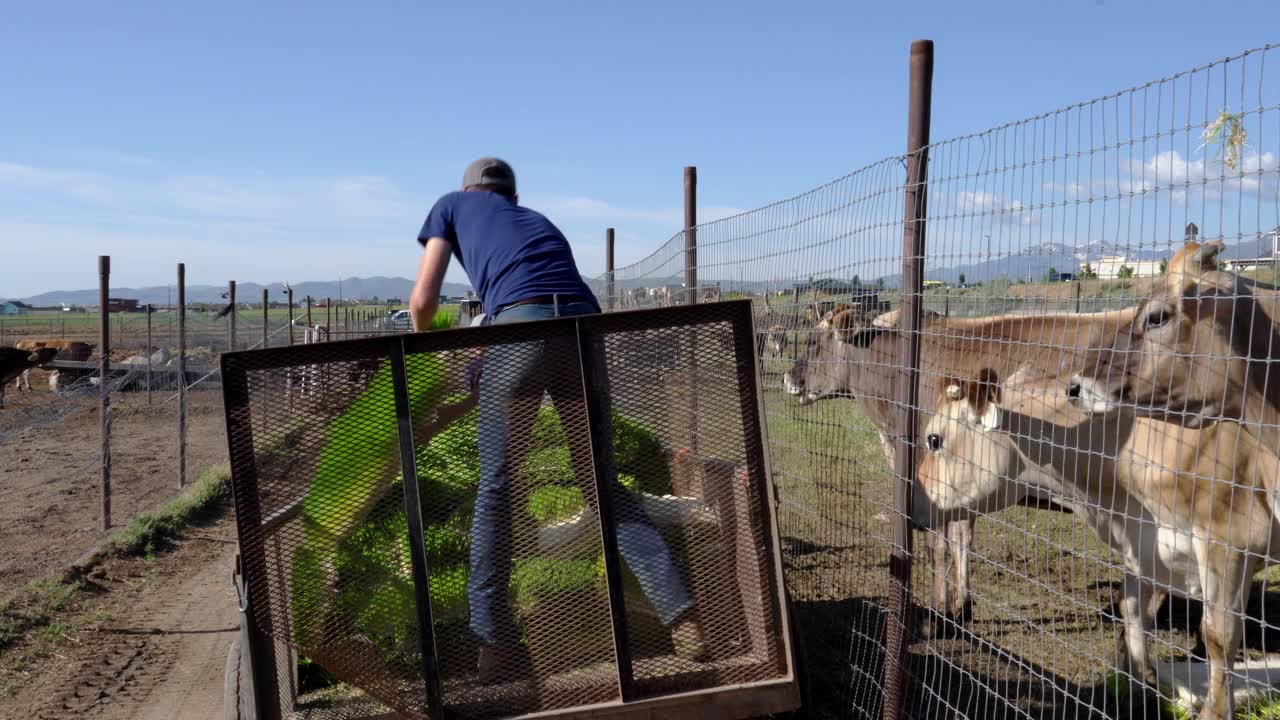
[592, 42, 1279, 719]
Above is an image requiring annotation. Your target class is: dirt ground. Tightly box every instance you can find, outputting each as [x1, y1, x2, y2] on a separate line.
[0, 377, 228, 597]
[0, 511, 238, 719]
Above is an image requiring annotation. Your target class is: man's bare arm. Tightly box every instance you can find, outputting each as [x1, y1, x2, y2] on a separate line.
[409, 237, 453, 331]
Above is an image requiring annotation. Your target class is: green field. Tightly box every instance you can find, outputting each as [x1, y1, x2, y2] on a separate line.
[0, 303, 455, 352]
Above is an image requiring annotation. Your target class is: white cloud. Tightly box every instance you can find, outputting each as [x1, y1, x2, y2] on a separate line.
[953, 190, 1038, 225]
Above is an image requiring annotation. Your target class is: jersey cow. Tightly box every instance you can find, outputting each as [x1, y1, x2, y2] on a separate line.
[918, 366, 1279, 720]
[1069, 239, 1280, 454]
[782, 302, 1135, 636]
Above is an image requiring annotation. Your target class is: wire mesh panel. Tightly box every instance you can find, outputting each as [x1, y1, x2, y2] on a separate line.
[221, 300, 797, 720]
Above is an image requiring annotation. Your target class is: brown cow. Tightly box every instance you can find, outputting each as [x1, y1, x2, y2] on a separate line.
[11, 340, 94, 392]
[0, 347, 59, 408]
[782, 302, 1136, 636]
[920, 367, 1280, 720]
[1069, 239, 1280, 453]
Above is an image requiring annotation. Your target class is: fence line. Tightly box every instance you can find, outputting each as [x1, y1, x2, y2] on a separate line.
[592, 40, 1280, 720]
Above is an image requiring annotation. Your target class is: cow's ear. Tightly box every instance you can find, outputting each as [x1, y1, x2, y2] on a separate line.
[965, 368, 1001, 429]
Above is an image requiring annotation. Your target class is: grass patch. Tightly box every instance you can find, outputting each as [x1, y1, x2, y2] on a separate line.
[102, 463, 232, 558]
[0, 579, 83, 651]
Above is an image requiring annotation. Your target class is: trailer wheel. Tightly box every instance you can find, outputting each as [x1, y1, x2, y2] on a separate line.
[225, 627, 258, 719]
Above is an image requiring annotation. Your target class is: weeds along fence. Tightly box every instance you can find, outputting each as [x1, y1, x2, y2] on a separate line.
[0, 265, 410, 606]
[592, 41, 1280, 719]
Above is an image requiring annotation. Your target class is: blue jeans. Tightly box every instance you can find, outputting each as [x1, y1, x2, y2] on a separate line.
[467, 299, 694, 644]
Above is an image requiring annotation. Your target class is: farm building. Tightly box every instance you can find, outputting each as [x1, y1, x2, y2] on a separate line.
[1081, 255, 1162, 279]
[105, 297, 141, 312]
[1, 301, 32, 315]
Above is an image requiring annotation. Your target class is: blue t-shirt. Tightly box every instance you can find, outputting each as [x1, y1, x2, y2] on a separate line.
[418, 191, 599, 314]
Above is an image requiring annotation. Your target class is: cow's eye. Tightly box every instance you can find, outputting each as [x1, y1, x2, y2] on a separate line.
[926, 433, 943, 452]
[1145, 308, 1171, 329]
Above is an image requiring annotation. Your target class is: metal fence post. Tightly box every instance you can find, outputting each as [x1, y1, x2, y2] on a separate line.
[229, 280, 238, 352]
[1075, 280, 1083, 314]
[99, 256, 111, 531]
[178, 262, 187, 489]
[305, 296, 313, 342]
[287, 288, 295, 346]
[886, 38, 933, 720]
[325, 297, 331, 339]
[146, 304, 154, 406]
[262, 289, 269, 348]
[684, 166, 698, 304]
[606, 227, 616, 311]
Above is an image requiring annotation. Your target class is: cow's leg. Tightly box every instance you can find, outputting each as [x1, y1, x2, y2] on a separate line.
[947, 517, 974, 624]
[1115, 572, 1159, 687]
[1197, 542, 1248, 720]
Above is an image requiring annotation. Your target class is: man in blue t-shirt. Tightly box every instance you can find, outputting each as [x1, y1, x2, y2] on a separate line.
[409, 158, 706, 682]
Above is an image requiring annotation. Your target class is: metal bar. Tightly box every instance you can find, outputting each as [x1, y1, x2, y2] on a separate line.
[387, 341, 445, 716]
[325, 297, 331, 339]
[305, 296, 312, 341]
[683, 168, 701, 465]
[262, 289, 269, 349]
[229, 280, 238, 352]
[885, 38, 933, 720]
[219, 353, 283, 720]
[178, 262, 188, 488]
[146, 303, 153, 406]
[605, 227, 615, 311]
[287, 288, 294, 346]
[684, 166, 697, 304]
[99, 256, 111, 531]
[572, 319, 636, 701]
[729, 300, 795, 676]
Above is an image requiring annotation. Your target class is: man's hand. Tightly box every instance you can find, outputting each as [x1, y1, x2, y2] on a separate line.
[410, 237, 453, 331]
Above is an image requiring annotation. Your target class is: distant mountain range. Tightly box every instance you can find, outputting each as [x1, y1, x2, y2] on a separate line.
[7, 232, 1276, 305]
[4, 277, 475, 308]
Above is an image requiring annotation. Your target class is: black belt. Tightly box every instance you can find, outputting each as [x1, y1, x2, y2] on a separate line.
[494, 294, 590, 315]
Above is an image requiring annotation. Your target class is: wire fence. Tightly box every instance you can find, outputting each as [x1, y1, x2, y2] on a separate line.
[592, 42, 1279, 719]
[0, 287, 426, 605]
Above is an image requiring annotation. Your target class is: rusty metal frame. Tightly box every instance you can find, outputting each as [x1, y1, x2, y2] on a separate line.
[220, 299, 798, 719]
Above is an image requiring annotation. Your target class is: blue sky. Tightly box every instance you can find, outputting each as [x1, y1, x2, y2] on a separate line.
[2, 0, 1278, 297]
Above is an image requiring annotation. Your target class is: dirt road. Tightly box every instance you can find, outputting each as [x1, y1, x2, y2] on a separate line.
[1, 516, 239, 720]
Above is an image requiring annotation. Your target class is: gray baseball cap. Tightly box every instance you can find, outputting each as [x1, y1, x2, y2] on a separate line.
[462, 157, 516, 194]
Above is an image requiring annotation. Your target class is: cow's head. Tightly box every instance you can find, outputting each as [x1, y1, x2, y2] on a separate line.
[1069, 239, 1279, 426]
[913, 368, 1027, 530]
[782, 303, 888, 405]
[29, 347, 58, 365]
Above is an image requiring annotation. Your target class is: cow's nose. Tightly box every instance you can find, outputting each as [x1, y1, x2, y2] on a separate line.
[1066, 379, 1081, 399]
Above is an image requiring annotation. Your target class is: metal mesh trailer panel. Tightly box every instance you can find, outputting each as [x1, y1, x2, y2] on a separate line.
[220, 300, 799, 720]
